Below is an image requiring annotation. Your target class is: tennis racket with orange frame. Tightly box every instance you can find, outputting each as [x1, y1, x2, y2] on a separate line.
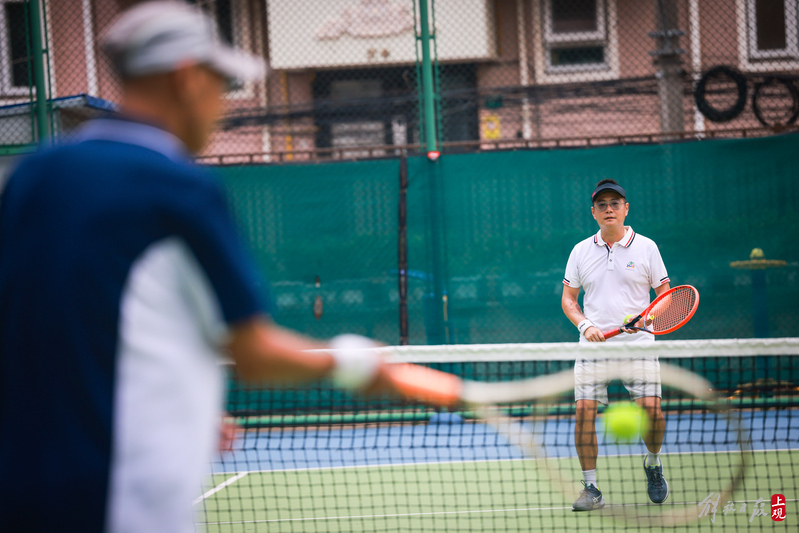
[604, 284, 700, 339]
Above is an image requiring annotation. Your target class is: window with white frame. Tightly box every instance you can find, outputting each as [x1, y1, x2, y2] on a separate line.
[187, 0, 236, 44]
[187, 0, 258, 96]
[543, 0, 610, 72]
[746, 0, 799, 60]
[0, 0, 33, 95]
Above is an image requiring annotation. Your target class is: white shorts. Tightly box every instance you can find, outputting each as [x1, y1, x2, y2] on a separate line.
[574, 357, 661, 405]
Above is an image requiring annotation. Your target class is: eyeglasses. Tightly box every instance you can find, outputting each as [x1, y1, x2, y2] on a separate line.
[593, 200, 626, 211]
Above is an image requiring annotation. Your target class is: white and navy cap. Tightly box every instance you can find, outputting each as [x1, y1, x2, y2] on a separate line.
[102, 1, 265, 85]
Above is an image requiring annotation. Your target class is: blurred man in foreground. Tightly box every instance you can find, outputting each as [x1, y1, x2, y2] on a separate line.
[0, 3, 400, 531]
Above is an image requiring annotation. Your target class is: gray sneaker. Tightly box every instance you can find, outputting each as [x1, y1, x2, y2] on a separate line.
[643, 456, 670, 503]
[572, 481, 605, 511]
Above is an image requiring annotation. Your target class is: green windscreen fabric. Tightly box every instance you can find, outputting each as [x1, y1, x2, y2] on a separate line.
[407, 134, 799, 344]
[218, 159, 401, 342]
[218, 133, 798, 345]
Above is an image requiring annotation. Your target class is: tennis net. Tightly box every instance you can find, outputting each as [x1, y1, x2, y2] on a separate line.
[197, 338, 799, 532]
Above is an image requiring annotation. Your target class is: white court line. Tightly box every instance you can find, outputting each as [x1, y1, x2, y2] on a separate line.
[215, 456, 534, 475]
[199, 498, 799, 526]
[193, 472, 248, 505]
[201, 505, 573, 525]
[211, 446, 799, 476]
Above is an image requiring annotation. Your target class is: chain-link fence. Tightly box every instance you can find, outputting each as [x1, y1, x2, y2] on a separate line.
[2, 0, 799, 163]
[1, 1, 797, 344]
[216, 134, 799, 345]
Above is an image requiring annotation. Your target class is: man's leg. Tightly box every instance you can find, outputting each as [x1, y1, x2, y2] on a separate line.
[575, 399, 599, 472]
[636, 396, 664, 457]
[636, 396, 669, 503]
[572, 399, 604, 511]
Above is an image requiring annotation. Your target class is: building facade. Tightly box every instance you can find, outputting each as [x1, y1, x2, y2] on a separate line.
[1, 0, 797, 161]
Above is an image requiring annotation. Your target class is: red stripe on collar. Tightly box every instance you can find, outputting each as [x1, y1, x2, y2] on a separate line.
[622, 229, 635, 247]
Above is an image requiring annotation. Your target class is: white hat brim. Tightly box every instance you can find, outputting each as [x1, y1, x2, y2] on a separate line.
[208, 45, 267, 84]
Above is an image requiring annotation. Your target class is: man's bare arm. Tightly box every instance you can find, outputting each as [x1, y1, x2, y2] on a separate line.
[225, 316, 396, 394]
[562, 285, 604, 342]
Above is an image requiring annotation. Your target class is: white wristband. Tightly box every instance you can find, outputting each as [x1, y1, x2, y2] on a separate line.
[577, 319, 594, 337]
[329, 334, 381, 390]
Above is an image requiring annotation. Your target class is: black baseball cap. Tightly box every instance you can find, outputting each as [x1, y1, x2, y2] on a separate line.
[591, 183, 626, 201]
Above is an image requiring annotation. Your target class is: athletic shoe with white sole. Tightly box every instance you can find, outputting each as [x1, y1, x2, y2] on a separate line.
[572, 481, 605, 511]
[644, 456, 670, 504]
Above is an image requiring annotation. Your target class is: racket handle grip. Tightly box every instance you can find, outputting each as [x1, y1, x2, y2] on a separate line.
[603, 313, 642, 339]
[385, 363, 463, 409]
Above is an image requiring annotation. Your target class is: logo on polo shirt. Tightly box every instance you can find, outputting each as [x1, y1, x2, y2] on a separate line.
[626, 261, 635, 271]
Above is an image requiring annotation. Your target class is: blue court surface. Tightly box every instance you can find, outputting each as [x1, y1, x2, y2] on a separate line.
[209, 410, 798, 473]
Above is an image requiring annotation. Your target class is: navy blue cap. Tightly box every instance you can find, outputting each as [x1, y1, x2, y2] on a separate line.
[591, 183, 626, 201]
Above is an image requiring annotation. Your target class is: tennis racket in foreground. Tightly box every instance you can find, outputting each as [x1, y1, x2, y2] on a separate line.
[604, 284, 699, 339]
[384, 355, 747, 527]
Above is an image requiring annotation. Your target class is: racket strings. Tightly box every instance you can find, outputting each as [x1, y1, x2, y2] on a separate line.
[650, 287, 698, 332]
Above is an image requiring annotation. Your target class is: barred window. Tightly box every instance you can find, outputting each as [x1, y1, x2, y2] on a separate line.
[186, 0, 258, 97]
[187, 0, 235, 45]
[0, 0, 33, 94]
[746, 0, 798, 60]
[543, 0, 609, 72]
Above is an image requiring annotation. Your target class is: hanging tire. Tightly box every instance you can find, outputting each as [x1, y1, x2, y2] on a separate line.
[752, 76, 799, 127]
[694, 65, 748, 123]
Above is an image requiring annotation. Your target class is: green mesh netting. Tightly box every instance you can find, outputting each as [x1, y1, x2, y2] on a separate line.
[218, 134, 799, 345]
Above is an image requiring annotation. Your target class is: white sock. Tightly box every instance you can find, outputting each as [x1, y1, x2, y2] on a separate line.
[646, 452, 660, 467]
[582, 469, 598, 489]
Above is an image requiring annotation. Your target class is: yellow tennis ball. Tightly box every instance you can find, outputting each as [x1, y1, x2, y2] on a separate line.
[624, 313, 654, 326]
[750, 248, 764, 259]
[604, 402, 649, 442]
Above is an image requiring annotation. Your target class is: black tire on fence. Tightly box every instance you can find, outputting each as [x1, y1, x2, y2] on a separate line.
[752, 76, 799, 127]
[694, 65, 748, 123]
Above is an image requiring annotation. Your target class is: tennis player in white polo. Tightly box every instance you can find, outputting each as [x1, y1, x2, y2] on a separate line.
[561, 179, 671, 511]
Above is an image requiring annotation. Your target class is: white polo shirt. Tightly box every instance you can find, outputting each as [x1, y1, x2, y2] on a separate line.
[563, 226, 669, 343]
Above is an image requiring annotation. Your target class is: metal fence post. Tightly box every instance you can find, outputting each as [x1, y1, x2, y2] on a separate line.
[29, 0, 49, 143]
[418, 0, 438, 153]
[650, 0, 685, 137]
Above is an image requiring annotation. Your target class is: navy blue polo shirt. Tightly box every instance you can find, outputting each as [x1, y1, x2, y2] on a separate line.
[0, 118, 267, 532]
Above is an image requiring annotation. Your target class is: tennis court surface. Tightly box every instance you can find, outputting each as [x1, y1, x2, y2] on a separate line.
[196, 338, 798, 532]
